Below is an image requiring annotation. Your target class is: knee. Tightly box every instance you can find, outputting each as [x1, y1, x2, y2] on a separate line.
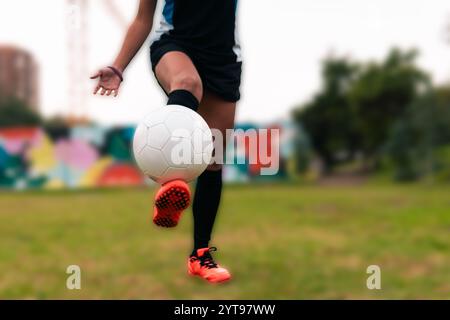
[170, 74, 203, 101]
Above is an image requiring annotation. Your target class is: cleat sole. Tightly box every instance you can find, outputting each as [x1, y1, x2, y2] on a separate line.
[153, 180, 190, 228]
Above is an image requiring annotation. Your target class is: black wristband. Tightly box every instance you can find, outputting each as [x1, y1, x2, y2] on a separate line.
[107, 66, 123, 82]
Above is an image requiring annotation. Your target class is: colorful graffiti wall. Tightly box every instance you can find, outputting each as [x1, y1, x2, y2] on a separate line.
[0, 124, 295, 190]
[0, 126, 144, 189]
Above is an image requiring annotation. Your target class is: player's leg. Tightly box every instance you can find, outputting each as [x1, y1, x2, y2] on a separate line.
[188, 91, 236, 283]
[155, 51, 203, 109]
[151, 51, 203, 228]
[193, 91, 236, 248]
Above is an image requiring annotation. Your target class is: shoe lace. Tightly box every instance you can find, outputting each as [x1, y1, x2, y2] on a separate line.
[199, 247, 218, 269]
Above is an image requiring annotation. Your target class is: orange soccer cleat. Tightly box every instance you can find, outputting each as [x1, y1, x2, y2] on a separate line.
[188, 247, 231, 283]
[153, 179, 191, 228]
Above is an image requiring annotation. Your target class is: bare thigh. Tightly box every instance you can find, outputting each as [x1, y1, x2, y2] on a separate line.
[154, 51, 203, 102]
[197, 91, 236, 171]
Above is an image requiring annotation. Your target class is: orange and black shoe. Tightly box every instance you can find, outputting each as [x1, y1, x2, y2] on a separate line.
[188, 247, 231, 283]
[153, 179, 191, 228]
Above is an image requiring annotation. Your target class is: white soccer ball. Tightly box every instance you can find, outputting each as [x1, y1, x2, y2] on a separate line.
[132, 105, 213, 184]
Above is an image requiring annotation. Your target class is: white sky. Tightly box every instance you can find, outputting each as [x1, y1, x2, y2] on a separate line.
[0, 0, 449, 125]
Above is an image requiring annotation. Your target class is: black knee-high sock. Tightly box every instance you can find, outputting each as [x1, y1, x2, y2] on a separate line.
[192, 169, 223, 252]
[167, 89, 199, 111]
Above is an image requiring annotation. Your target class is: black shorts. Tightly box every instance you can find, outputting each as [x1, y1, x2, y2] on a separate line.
[150, 37, 242, 102]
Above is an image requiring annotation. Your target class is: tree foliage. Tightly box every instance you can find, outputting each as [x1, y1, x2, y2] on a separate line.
[293, 58, 359, 171]
[386, 87, 450, 181]
[293, 48, 434, 175]
[348, 49, 429, 162]
[0, 97, 42, 127]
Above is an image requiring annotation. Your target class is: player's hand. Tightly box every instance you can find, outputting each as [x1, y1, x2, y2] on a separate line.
[90, 67, 123, 97]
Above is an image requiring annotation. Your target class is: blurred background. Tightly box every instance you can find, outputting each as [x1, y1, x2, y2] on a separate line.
[0, 0, 449, 299]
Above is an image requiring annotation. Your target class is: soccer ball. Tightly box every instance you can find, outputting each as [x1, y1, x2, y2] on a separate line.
[132, 105, 213, 184]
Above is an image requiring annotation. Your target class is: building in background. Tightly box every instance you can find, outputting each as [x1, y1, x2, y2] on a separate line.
[0, 45, 39, 111]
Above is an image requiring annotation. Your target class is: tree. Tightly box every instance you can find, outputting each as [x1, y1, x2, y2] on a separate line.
[0, 97, 42, 127]
[348, 49, 429, 168]
[433, 86, 450, 144]
[293, 48, 431, 173]
[386, 86, 450, 181]
[293, 57, 359, 172]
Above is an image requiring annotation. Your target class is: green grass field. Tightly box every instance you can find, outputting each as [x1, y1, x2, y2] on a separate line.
[0, 183, 449, 299]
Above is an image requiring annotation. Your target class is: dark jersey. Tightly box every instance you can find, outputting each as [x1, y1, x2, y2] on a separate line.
[151, 0, 241, 62]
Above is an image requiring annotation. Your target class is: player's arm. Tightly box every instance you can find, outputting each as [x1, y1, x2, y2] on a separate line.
[91, 0, 157, 96]
[112, 0, 157, 73]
